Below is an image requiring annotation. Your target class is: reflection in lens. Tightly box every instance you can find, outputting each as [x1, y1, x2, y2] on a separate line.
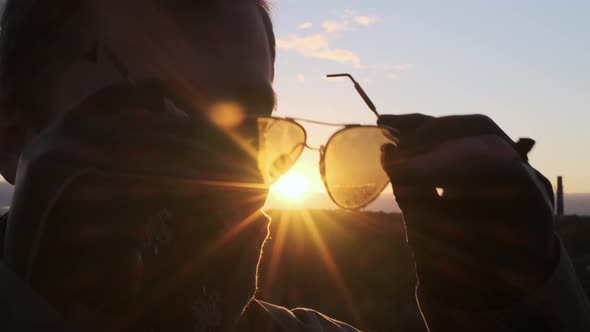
[323, 127, 397, 209]
[257, 119, 306, 184]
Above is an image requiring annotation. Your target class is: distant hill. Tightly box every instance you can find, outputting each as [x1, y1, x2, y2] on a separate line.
[265, 191, 402, 213]
[364, 192, 590, 216]
[267, 190, 590, 216]
[2, 181, 589, 215]
[567, 194, 590, 216]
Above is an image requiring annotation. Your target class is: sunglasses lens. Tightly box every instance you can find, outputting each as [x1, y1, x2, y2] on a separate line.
[323, 127, 396, 209]
[257, 118, 306, 184]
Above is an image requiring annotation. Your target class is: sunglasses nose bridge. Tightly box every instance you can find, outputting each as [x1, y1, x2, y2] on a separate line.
[304, 143, 321, 151]
[318, 144, 327, 187]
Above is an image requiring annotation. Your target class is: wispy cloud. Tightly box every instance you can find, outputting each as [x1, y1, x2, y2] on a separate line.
[298, 22, 313, 29]
[354, 15, 378, 26]
[343, 9, 378, 27]
[321, 10, 377, 34]
[277, 34, 361, 66]
[277, 10, 380, 67]
[278, 34, 327, 51]
[322, 20, 350, 33]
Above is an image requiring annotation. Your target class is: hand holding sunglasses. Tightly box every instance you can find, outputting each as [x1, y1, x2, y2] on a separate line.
[378, 113, 557, 313]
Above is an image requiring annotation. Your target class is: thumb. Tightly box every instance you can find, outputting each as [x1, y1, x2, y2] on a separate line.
[380, 142, 438, 207]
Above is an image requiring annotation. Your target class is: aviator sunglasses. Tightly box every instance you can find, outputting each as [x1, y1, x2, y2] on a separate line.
[225, 74, 400, 210]
[92, 44, 399, 209]
[253, 112, 399, 210]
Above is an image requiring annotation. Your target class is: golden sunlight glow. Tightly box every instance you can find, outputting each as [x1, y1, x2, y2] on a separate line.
[209, 102, 246, 129]
[272, 172, 311, 200]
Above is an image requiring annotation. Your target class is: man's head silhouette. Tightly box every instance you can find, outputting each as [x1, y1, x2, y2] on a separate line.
[0, 0, 275, 182]
[0, 0, 277, 330]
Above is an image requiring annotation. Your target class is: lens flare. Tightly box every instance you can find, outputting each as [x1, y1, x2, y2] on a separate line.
[209, 102, 246, 129]
[271, 172, 310, 200]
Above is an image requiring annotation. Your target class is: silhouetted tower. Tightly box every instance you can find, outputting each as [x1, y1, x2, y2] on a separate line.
[556, 176, 564, 217]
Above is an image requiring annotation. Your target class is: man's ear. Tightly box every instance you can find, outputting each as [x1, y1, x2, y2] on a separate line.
[0, 101, 29, 185]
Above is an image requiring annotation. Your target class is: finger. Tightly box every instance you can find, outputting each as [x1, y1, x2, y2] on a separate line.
[377, 114, 434, 132]
[384, 135, 523, 188]
[381, 143, 438, 201]
[401, 114, 514, 150]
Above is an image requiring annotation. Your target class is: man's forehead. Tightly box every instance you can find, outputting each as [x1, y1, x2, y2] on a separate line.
[86, 0, 267, 42]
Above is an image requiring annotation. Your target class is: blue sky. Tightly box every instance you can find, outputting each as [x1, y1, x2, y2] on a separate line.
[270, 0, 590, 194]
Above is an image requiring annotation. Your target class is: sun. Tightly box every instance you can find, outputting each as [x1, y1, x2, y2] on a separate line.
[272, 172, 311, 200]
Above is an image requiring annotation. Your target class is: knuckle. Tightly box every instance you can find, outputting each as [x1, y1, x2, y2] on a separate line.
[468, 114, 495, 126]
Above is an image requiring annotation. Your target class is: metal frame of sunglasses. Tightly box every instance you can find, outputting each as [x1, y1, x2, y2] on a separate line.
[244, 116, 399, 210]
[253, 73, 401, 209]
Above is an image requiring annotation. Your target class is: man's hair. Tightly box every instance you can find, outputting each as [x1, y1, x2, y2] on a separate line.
[0, 0, 275, 116]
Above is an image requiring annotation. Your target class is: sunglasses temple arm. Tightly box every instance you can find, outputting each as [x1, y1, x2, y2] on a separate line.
[326, 74, 380, 118]
[86, 41, 136, 86]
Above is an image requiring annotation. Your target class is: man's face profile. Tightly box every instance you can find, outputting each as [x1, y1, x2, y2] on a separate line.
[0, 0, 277, 329]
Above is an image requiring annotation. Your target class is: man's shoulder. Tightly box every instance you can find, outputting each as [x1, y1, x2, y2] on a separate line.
[240, 298, 361, 332]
